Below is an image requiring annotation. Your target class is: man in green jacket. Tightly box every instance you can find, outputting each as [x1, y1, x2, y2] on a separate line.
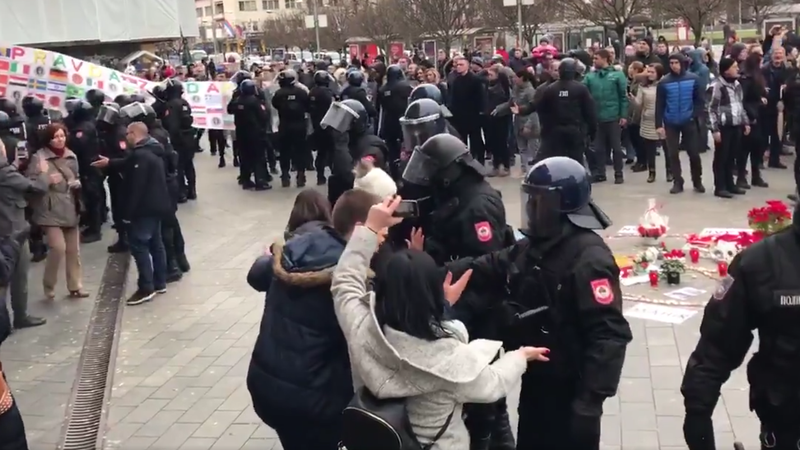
[584, 49, 628, 184]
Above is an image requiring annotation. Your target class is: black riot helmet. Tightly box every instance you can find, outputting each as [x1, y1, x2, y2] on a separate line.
[402, 133, 486, 187]
[386, 64, 405, 82]
[22, 96, 45, 117]
[85, 89, 106, 108]
[97, 102, 121, 125]
[231, 70, 252, 86]
[114, 94, 133, 107]
[130, 94, 146, 104]
[119, 102, 156, 125]
[347, 70, 364, 87]
[163, 78, 184, 98]
[240, 79, 257, 96]
[0, 99, 18, 117]
[151, 84, 167, 102]
[65, 99, 94, 122]
[313, 70, 331, 86]
[408, 84, 452, 118]
[558, 58, 579, 80]
[0, 111, 10, 130]
[278, 69, 298, 88]
[400, 98, 448, 152]
[521, 156, 611, 239]
[320, 99, 368, 135]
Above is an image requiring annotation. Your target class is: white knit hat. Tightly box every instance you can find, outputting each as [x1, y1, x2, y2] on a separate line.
[353, 167, 397, 199]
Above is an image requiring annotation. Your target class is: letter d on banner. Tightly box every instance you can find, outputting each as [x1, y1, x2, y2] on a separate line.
[186, 82, 200, 94]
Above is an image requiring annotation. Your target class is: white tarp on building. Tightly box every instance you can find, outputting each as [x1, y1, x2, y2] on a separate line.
[0, 0, 199, 46]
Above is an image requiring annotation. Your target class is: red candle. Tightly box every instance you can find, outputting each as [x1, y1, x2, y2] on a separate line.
[718, 261, 728, 277]
[649, 270, 659, 287]
[689, 248, 700, 264]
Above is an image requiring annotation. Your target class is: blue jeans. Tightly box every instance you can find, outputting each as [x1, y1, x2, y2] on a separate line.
[129, 217, 167, 293]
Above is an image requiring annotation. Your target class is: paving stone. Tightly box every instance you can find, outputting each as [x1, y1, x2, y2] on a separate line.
[192, 411, 241, 439]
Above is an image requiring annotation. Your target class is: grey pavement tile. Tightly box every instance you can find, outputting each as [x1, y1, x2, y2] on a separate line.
[251, 424, 279, 439]
[209, 424, 258, 450]
[652, 389, 683, 416]
[150, 423, 201, 449]
[174, 356, 218, 378]
[164, 387, 212, 411]
[721, 388, 752, 417]
[655, 416, 685, 447]
[233, 408, 262, 425]
[178, 437, 218, 450]
[218, 387, 252, 412]
[122, 399, 171, 424]
[114, 387, 159, 407]
[134, 410, 185, 438]
[647, 345, 682, 367]
[119, 436, 157, 449]
[239, 439, 278, 450]
[621, 430, 660, 449]
[618, 377, 654, 403]
[620, 356, 650, 378]
[620, 402, 658, 431]
[600, 415, 621, 446]
[192, 411, 241, 439]
[178, 398, 227, 424]
[649, 365, 684, 390]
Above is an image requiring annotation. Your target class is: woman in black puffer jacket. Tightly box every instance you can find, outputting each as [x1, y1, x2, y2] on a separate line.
[485, 65, 512, 175]
[739, 52, 770, 188]
[0, 229, 31, 450]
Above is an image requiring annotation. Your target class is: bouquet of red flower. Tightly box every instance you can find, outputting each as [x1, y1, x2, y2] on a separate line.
[638, 199, 669, 239]
[747, 200, 791, 236]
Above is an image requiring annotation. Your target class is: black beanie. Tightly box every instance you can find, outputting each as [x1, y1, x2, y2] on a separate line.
[719, 56, 736, 75]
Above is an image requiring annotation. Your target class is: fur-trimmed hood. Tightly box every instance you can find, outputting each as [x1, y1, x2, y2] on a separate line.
[272, 226, 346, 288]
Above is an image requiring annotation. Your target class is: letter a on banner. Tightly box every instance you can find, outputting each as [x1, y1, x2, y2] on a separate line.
[206, 83, 220, 94]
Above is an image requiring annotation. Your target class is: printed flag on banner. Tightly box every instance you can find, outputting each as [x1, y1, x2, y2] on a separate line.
[0, 73, 7, 88]
[8, 62, 30, 76]
[28, 79, 47, 91]
[191, 105, 206, 114]
[194, 116, 207, 127]
[86, 78, 104, 90]
[205, 94, 222, 104]
[47, 81, 67, 93]
[206, 107, 224, 114]
[49, 67, 68, 82]
[66, 84, 85, 98]
[48, 95, 62, 109]
[8, 75, 26, 87]
[0, 59, 9, 73]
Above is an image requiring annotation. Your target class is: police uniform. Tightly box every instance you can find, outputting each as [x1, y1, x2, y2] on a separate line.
[229, 80, 271, 190]
[21, 96, 51, 155]
[447, 157, 632, 450]
[681, 208, 800, 450]
[377, 65, 413, 178]
[272, 70, 311, 187]
[96, 103, 129, 252]
[341, 71, 377, 121]
[518, 58, 597, 165]
[64, 99, 103, 243]
[309, 71, 336, 184]
[160, 79, 197, 201]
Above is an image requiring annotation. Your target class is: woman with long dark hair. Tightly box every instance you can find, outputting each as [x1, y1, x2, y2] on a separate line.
[632, 63, 670, 182]
[738, 52, 769, 188]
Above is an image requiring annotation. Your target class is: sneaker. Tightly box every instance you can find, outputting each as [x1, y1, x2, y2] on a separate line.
[156, 287, 167, 294]
[14, 315, 46, 329]
[127, 289, 155, 306]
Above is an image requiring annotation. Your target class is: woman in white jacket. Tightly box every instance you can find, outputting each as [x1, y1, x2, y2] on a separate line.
[331, 196, 549, 450]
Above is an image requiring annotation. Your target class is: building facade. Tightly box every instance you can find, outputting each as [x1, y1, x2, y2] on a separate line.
[195, 0, 308, 41]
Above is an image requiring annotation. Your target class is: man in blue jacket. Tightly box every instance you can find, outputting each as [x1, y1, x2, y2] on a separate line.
[656, 53, 707, 195]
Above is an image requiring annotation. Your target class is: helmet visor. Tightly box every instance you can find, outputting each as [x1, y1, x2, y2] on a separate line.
[96, 105, 119, 125]
[401, 148, 438, 186]
[521, 185, 562, 238]
[400, 115, 441, 150]
[320, 102, 357, 133]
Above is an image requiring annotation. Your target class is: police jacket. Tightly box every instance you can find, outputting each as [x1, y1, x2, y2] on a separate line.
[272, 85, 310, 130]
[519, 79, 597, 139]
[681, 224, 800, 425]
[98, 124, 127, 160]
[447, 224, 632, 416]
[66, 120, 100, 174]
[246, 223, 353, 426]
[25, 115, 50, 153]
[231, 95, 270, 140]
[376, 80, 413, 138]
[340, 85, 377, 118]
[308, 86, 334, 130]
[162, 98, 195, 150]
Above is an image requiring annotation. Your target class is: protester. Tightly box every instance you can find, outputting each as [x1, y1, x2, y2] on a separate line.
[448, 57, 487, 164]
[284, 188, 331, 242]
[485, 66, 512, 176]
[497, 70, 538, 172]
[709, 57, 750, 198]
[26, 124, 88, 300]
[762, 45, 790, 169]
[632, 63, 669, 183]
[738, 52, 770, 189]
[626, 61, 646, 171]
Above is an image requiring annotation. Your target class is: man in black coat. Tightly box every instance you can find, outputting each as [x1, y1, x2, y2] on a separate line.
[448, 57, 487, 164]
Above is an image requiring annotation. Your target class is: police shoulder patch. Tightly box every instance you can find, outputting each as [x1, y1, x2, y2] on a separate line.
[590, 278, 614, 305]
[713, 276, 734, 300]
[474, 221, 492, 242]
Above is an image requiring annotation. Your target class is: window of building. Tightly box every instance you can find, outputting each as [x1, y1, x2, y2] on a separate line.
[262, 0, 279, 10]
[214, 2, 224, 13]
[284, 0, 297, 9]
[204, 6, 212, 15]
[196, 7, 203, 17]
[239, 0, 257, 11]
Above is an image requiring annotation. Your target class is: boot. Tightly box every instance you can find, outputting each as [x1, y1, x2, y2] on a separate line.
[254, 183, 272, 191]
[317, 175, 327, 186]
[752, 176, 769, 188]
[167, 259, 183, 283]
[715, 189, 734, 198]
[30, 241, 47, 262]
[233, 155, 240, 167]
[693, 180, 706, 194]
[666, 171, 674, 183]
[647, 171, 656, 183]
[736, 174, 751, 189]
[81, 230, 102, 244]
[296, 173, 306, 188]
[281, 177, 291, 188]
[218, 155, 226, 168]
[488, 407, 516, 450]
[177, 254, 191, 273]
[186, 187, 197, 200]
[107, 231, 129, 253]
[729, 185, 746, 195]
[669, 179, 684, 194]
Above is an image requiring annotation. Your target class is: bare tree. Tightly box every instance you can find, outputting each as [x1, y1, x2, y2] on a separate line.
[319, 6, 355, 51]
[562, 0, 651, 40]
[262, 13, 312, 49]
[660, 0, 726, 46]
[740, 0, 777, 26]
[351, 0, 405, 55]
[480, 0, 555, 49]
[405, 0, 474, 55]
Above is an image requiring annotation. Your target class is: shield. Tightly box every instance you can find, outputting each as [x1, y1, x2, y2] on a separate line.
[97, 104, 120, 125]
[401, 148, 438, 186]
[321, 102, 358, 133]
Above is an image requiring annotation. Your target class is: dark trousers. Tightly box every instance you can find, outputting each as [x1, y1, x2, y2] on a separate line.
[761, 113, 783, 166]
[453, 116, 486, 164]
[278, 128, 310, 180]
[107, 172, 126, 233]
[640, 138, 671, 176]
[712, 125, 742, 192]
[161, 213, 185, 273]
[665, 122, 703, 184]
[266, 133, 278, 169]
[384, 134, 403, 179]
[0, 394, 28, 450]
[625, 124, 643, 163]
[80, 173, 105, 234]
[486, 115, 511, 169]
[239, 138, 270, 187]
[540, 132, 585, 165]
[517, 379, 598, 450]
[740, 122, 765, 182]
[208, 130, 226, 155]
[312, 129, 332, 179]
[176, 149, 196, 195]
[129, 217, 167, 293]
[794, 136, 800, 193]
[273, 419, 340, 450]
[594, 121, 623, 176]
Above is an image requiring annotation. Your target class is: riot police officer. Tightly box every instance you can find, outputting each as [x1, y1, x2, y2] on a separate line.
[22, 96, 50, 153]
[341, 70, 377, 120]
[0, 111, 24, 163]
[408, 84, 459, 137]
[399, 132, 516, 450]
[681, 201, 800, 450]
[160, 79, 197, 201]
[118, 102, 190, 280]
[514, 58, 597, 165]
[309, 70, 335, 185]
[64, 98, 103, 243]
[377, 65, 413, 179]
[321, 98, 388, 206]
[272, 69, 311, 188]
[229, 80, 271, 190]
[113, 95, 133, 108]
[447, 156, 632, 450]
[96, 103, 129, 252]
[85, 89, 106, 118]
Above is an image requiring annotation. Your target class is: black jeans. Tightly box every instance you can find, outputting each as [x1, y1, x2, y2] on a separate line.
[665, 121, 703, 184]
[278, 128, 310, 180]
[794, 135, 800, 193]
[713, 125, 742, 192]
[161, 213, 185, 273]
[312, 129, 333, 179]
[239, 137, 270, 187]
[594, 121, 623, 177]
[740, 122, 765, 181]
[80, 172, 105, 235]
[761, 113, 783, 165]
[641, 138, 671, 176]
[273, 419, 341, 450]
[453, 116, 486, 164]
[208, 130, 226, 155]
[107, 172, 126, 232]
[541, 132, 585, 165]
[486, 115, 511, 169]
[176, 149, 196, 195]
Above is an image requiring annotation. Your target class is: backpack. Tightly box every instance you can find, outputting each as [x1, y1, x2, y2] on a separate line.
[340, 387, 454, 450]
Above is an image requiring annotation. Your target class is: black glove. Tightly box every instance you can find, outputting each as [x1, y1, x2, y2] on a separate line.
[683, 414, 716, 450]
[569, 414, 601, 449]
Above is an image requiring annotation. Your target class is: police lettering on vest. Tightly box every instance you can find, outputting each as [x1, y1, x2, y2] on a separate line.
[775, 291, 800, 306]
[288, 95, 296, 100]
[559, 90, 569, 97]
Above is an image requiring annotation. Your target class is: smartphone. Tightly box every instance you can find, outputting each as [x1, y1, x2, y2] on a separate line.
[15, 142, 28, 160]
[392, 200, 419, 218]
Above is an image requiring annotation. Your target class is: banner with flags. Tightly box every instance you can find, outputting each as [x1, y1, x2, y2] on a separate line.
[0, 44, 236, 129]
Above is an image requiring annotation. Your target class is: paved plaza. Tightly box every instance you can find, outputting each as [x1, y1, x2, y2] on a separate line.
[3, 147, 795, 450]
